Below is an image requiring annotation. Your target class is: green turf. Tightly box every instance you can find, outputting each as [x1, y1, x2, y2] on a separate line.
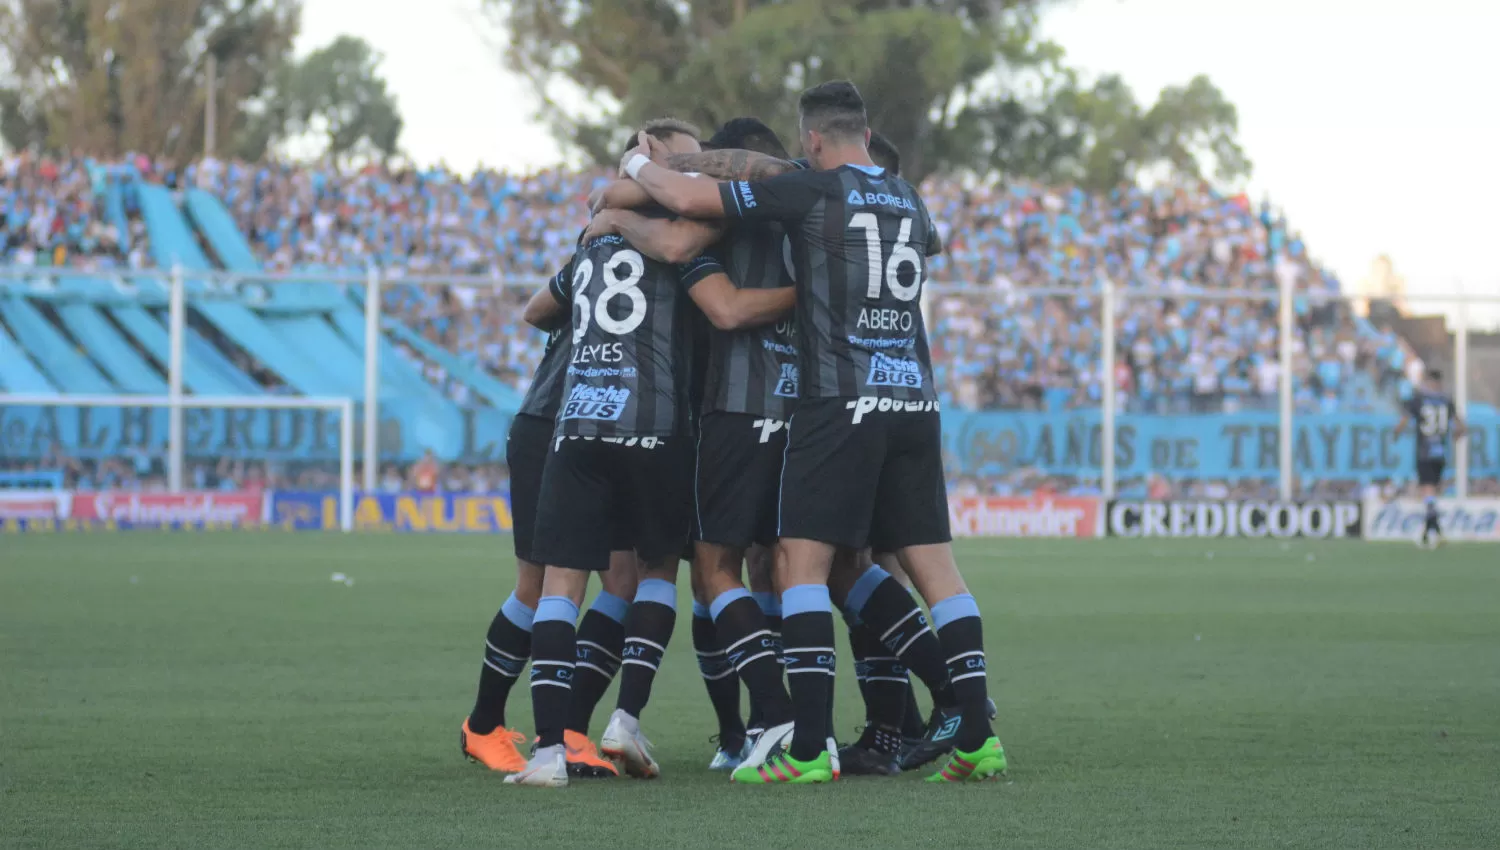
[2, 534, 1498, 849]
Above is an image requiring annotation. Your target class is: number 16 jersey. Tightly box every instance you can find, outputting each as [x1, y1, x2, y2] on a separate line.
[550, 206, 724, 438]
[717, 164, 941, 402]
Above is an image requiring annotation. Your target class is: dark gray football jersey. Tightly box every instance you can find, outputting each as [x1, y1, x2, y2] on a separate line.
[1404, 390, 1457, 461]
[700, 222, 798, 420]
[549, 206, 722, 438]
[516, 327, 570, 419]
[717, 164, 940, 402]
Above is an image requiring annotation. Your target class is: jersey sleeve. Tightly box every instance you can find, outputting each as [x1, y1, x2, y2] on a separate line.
[1401, 396, 1420, 419]
[717, 170, 826, 224]
[678, 254, 725, 290]
[922, 206, 943, 257]
[548, 257, 575, 305]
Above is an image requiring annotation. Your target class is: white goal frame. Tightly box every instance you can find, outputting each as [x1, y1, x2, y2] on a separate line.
[0, 393, 355, 532]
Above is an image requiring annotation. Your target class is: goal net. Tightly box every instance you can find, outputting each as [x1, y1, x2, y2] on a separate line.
[0, 393, 355, 531]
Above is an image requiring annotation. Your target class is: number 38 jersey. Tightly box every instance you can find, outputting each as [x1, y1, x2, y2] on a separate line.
[549, 208, 724, 438]
[716, 164, 941, 402]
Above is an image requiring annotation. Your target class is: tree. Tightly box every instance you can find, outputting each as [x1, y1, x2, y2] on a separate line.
[266, 35, 403, 161]
[976, 71, 1251, 189]
[488, 0, 1251, 187]
[0, 0, 301, 158]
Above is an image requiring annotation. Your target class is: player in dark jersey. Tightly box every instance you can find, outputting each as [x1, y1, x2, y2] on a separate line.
[622, 81, 1006, 785]
[499, 121, 713, 788]
[1395, 368, 1467, 547]
[600, 119, 973, 779]
[584, 119, 803, 772]
[461, 261, 635, 779]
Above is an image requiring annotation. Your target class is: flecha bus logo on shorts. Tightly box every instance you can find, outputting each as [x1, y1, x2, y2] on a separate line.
[845, 397, 940, 424]
[561, 384, 631, 421]
[866, 352, 923, 388]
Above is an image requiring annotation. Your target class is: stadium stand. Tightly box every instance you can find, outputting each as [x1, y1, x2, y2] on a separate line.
[2, 151, 1485, 495]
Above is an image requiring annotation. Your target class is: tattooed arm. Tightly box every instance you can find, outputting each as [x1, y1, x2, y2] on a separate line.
[594, 150, 796, 212]
[662, 149, 798, 181]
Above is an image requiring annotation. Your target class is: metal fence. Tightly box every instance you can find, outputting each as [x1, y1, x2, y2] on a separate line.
[1, 266, 1495, 499]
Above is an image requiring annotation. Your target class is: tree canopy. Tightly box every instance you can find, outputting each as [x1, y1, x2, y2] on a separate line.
[0, 0, 301, 159]
[238, 34, 403, 161]
[0, 0, 402, 161]
[489, 0, 1251, 187]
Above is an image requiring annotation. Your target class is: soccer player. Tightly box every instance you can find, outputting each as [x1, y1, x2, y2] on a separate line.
[610, 120, 976, 775]
[463, 258, 627, 780]
[621, 80, 1007, 784]
[507, 121, 795, 787]
[1394, 368, 1467, 548]
[583, 118, 802, 772]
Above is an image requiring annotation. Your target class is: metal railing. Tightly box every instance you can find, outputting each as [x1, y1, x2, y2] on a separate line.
[2, 265, 1496, 498]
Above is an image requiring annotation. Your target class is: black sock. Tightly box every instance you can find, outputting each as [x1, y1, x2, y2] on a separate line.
[529, 596, 580, 749]
[932, 593, 994, 752]
[748, 591, 783, 731]
[855, 573, 956, 707]
[615, 579, 677, 719]
[715, 592, 797, 730]
[564, 593, 627, 736]
[782, 584, 835, 761]
[692, 604, 745, 749]
[850, 622, 908, 733]
[902, 684, 925, 738]
[1425, 498, 1441, 537]
[468, 592, 533, 734]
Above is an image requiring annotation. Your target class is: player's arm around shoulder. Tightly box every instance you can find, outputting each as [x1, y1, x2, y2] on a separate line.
[584, 208, 726, 265]
[686, 270, 794, 332]
[663, 149, 799, 182]
[622, 133, 823, 222]
[524, 261, 574, 331]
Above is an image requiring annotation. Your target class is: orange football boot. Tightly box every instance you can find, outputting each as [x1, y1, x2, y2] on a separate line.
[461, 719, 528, 772]
[564, 730, 619, 777]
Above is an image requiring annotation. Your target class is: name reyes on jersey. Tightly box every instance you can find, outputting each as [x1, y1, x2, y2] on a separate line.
[571, 342, 623, 364]
[561, 384, 631, 421]
[866, 352, 923, 388]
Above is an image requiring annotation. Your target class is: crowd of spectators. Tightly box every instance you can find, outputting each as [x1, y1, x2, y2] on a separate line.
[2, 151, 1460, 496]
[5, 152, 1424, 414]
[0, 152, 151, 271]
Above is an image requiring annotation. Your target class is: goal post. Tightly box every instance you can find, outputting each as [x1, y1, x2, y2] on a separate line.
[0, 393, 355, 532]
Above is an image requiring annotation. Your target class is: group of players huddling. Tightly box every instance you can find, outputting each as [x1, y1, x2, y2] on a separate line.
[459, 81, 1006, 787]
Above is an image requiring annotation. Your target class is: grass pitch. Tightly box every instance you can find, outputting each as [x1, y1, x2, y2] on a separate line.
[2, 534, 1497, 849]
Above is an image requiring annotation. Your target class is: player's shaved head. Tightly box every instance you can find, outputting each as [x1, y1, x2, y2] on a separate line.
[868, 130, 900, 176]
[707, 117, 789, 159]
[798, 80, 868, 145]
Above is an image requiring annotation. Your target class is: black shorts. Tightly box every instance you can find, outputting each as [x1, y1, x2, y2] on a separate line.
[1416, 458, 1446, 487]
[506, 414, 554, 563]
[532, 436, 693, 571]
[509, 415, 633, 563]
[777, 397, 950, 551]
[694, 411, 788, 549]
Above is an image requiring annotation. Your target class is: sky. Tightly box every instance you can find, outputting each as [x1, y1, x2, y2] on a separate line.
[297, 0, 1500, 318]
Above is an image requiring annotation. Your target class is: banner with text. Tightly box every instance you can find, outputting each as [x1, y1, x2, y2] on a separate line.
[1106, 500, 1363, 539]
[0, 404, 513, 464]
[1361, 497, 1500, 542]
[0, 490, 266, 531]
[6, 405, 1497, 477]
[269, 491, 513, 532]
[942, 411, 1500, 481]
[948, 496, 1102, 538]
